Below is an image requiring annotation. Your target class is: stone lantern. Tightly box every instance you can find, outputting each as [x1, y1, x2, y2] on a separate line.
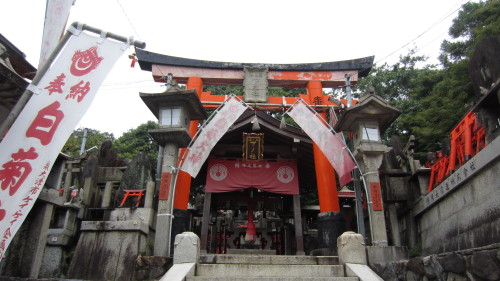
[334, 88, 401, 246]
[140, 88, 207, 257]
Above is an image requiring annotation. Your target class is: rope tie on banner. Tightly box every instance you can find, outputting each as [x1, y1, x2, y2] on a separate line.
[97, 31, 107, 44]
[68, 23, 83, 36]
[26, 84, 42, 95]
[121, 36, 134, 51]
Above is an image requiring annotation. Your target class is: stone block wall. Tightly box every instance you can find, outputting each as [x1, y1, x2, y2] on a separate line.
[67, 230, 148, 281]
[371, 244, 500, 281]
[416, 154, 500, 255]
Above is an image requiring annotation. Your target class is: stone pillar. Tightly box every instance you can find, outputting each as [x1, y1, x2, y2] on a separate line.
[154, 142, 179, 256]
[199, 193, 211, 254]
[388, 205, 401, 246]
[62, 161, 73, 201]
[144, 181, 155, 209]
[29, 203, 54, 278]
[101, 181, 114, 208]
[292, 194, 305, 255]
[82, 177, 94, 206]
[358, 153, 389, 246]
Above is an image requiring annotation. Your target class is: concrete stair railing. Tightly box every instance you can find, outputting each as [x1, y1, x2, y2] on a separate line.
[187, 254, 358, 281]
[160, 231, 383, 281]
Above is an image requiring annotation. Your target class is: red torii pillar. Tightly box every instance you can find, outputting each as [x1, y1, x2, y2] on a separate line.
[306, 81, 341, 212]
[306, 81, 344, 252]
[171, 77, 204, 236]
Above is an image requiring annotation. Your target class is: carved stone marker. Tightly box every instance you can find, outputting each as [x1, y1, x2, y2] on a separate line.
[173, 232, 200, 264]
[337, 231, 367, 265]
[243, 66, 268, 103]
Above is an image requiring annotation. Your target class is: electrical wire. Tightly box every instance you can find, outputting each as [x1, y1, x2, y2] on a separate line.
[116, 0, 142, 40]
[337, 0, 473, 84]
[375, 0, 471, 65]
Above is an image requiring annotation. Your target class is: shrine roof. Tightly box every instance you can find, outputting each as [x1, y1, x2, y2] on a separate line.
[0, 33, 36, 80]
[136, 49, 374, 77]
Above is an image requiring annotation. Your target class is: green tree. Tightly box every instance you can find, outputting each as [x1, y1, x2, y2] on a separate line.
[355, 0, 499, 160]
[204, 84, 304, 97]
[419, 0, 498, 155]
[439, 0, 500, 66]
[356, 51, 440, 147]
[62, 128, 114, 157]
[113, 120, 159, 160]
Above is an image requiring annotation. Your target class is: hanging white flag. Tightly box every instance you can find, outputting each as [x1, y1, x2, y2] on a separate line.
[0, 27, 130, 260]
[328, 107, 353, 185]
[39, 0, 76, 68]
[288, 99, 355, 186]
[181, 97, 247, 177]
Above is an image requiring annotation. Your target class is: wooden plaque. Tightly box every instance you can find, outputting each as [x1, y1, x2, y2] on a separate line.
[243, 133, 264, 161]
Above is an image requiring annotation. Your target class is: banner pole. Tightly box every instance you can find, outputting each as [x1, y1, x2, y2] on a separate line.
[0, 22, 145, 141]
[0, 31, 72, 140]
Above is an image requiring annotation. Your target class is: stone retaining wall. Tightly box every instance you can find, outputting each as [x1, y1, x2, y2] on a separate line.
[371, 243, 500, 281]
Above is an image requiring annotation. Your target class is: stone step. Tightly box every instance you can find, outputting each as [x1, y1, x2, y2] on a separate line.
[226, 248, 276, 255]
[187, 277, 358, 281]
[195, 264, 345, 277]
[200, 254, 339, 265]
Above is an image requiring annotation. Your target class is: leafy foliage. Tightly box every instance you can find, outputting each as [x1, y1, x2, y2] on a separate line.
[62, 128, 114, 157]
[439, 0, 500, 66]
[356, 0, 498, 160]
[113, 121, 159, 161]
[356, 51, 440, 147]
[204, 85, 304, 97]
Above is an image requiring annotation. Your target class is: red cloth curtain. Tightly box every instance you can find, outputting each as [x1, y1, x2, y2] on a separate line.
[205, 159, 299, 194]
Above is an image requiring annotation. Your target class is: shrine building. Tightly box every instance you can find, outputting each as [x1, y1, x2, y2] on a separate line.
[135, 49, 375, 255]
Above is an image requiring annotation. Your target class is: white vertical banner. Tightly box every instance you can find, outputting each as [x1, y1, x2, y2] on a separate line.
[328, 107, 353, 185]
[181, 97, 247, 177]
[39, 0, 76, 68]
[288, 99, 355, 186]
[0, 29, 130, 260]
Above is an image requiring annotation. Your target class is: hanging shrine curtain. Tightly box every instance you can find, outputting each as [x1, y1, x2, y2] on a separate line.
[205, 159, 299, 194]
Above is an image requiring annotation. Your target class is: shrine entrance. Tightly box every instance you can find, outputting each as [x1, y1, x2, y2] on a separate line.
[191, 111, 311, 255]
[202, 190, 298, 255]
[135, 49, 374, 256]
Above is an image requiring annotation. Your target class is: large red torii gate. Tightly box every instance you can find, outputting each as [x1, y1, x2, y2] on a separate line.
[135, 49, 374, 214]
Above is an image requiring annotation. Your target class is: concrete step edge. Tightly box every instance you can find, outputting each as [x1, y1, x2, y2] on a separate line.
[195, 264, 345, 277]
[200, 255, 339, 265]
[187, 277, 358, 281]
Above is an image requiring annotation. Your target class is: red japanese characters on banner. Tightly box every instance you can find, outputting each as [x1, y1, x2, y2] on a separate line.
[25, 102, 64, 145]
[0, 147, 38, 196]
[0, 30, 130, 260]
[205, 159, 299, 195]
[181, 97, 247, 177]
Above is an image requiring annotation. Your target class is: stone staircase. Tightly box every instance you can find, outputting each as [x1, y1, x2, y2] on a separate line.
[185, 254, 359, 281]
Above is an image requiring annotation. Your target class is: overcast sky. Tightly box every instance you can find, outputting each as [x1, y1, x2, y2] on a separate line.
[1, 0, 472, 137]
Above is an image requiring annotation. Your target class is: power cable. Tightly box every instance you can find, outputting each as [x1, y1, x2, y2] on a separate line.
[375, 0, 471, 65]
[116, 0, 142, 40]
